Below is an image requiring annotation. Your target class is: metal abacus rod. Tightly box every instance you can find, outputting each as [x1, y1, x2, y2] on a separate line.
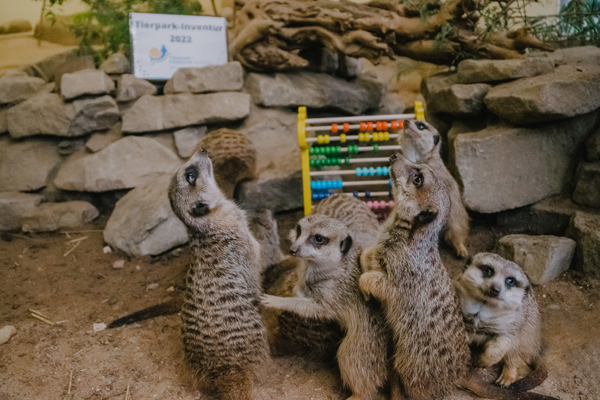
[305, 113, 417, 124]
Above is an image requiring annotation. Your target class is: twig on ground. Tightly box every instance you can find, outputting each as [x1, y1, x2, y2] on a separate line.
[29, 309, 56, 325]
[64, 236, 87, 257]
[68, 369, 73, 394]
[125, 385, 129, 400]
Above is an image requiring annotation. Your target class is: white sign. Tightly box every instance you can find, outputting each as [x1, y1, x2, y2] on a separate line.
[130, 12, 228, 80]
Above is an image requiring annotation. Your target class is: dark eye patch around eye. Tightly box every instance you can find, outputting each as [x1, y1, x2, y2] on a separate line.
[311, 234, 329, 246]
[478, 265, 494, 278]
[296, 224, 301, 238]
[185, 166, 198, 186]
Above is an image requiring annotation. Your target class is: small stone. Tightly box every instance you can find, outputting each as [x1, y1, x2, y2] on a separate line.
[238, 172, 303, 213]
[135, 265, 141, 270]
[93, 323, 106, 332]
[173, 126, 207, 158]
[108, 296, 118, 305]
[99, 53, 131, 75]
[147, 283, 159, 290]
[103, 246, 112, 254]
[573, 161, 600, 208]
[164, 62, 244, 94]
[116, 74, 157, 103]
[457, 58, 555, 84]
[166, 286, 175, 292]
[61, 69, 115, 101]
[548, 304, 561, 310]
[112, 260, 125, 269]
[566, 212, 600, 277]
[0, 192, 43, 231]
[21, 201, 100, 233]
[0, 74, 46, 105]
[0, 325, 17, 345]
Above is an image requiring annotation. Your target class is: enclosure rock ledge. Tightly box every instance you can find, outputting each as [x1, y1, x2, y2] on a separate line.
[69, 96, 120, 137]
[85, 122, 123, 153]
[573, 162, 600, 208]
[0, 192, 43, 231]
[103, 175, 188, 257]
[451, 111, 597, 213]
[494, 234, 576, 285]
[7, 93, 75, 138]
[238, 171, 303, 213]
[21, 201, 100, 233]
[0, 74, 47, 105]
[121, 92, 251, 133]
[164, 62, 244, 94]
[0, 138, 62, 192]
[173, 126, 207, 159]
[99, 53, 131, 75]
[456, 58, 554, 84]
[60, 69, 115, 101]
[585, 126, 600, 162]
[0, 108, 8, 134]
[116, 74, 157, 103]
[484, 64, 600, 125]
[566, 212, 600, 277]
[244, 72, 383, 115]
[54, 136, 181, 192]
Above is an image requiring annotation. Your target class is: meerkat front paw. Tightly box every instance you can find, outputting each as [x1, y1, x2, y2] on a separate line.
[456, 243, 469, 258]
[260, 294, 284, 309]
[359, 246, 377, 273]
[477, 347, 506, 368]
[359, 270, 385, 300]
[496, 364, 519, 387]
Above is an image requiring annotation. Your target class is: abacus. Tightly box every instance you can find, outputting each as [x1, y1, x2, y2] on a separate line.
[297, 101, 425, 218]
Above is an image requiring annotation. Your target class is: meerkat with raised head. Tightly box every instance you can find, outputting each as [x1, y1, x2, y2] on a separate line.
[359, 153, 556, 400]
[262, 213, 388, 400]
[168, 148, 268, 400]
[399, 119, 469, 257]
[455, 253, 545, 388]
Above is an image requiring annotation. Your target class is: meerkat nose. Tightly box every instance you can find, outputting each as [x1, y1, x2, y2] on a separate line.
[289, 247, 298, 256]
[489, 285, 501, 297]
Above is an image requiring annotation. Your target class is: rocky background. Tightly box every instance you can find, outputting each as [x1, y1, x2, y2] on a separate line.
[0, 46, 599, 282]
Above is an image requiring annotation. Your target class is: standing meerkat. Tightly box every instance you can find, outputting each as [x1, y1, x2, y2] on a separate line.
[262, 212, 389, 400]
[168, 148, 268, 400]
[455, 253, 546, 388]
[359, 153, 556, 400]
[399, 119, 469, 257]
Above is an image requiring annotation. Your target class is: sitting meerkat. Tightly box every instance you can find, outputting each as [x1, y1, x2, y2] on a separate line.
[454, 253, 545, 388]
[399, 119, 469, 257]
[261, 213, 389, 400]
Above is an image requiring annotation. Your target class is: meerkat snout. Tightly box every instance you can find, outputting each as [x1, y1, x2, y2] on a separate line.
[191, 201, 210, 217]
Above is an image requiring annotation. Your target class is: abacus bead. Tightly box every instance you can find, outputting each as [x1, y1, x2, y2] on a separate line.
[309, 160, 314, 167]
[369, 167, 376, 175]
[365, 133, 371, 141]
[379, 201, 387, 208]
[376, 121, 381, 130]
[360, 122, 367, 131]
[353, 191, 359, 197]
[345, 157, 350, 164]
[391, 120, 397, 129]
[332, 124, 338, 133]
[343, 123, 350, 132]
[373, 144, 379, 152]
[388, 201, 395, 208]
[309, 147, 314, 155]
[367, 201, 374, 208]
[340, 134, 346, 143]
[365, 190, 371, 198]
[324, 135, 330, 144]
[376, 167, 382, 175]
[382, 121, 388, 130]
[358, 133, 364, 142]
[399, 120, 404, 129]
[317, 135, 323, 143]
[356, 167, 362, 176]
[384, 132, 389, 140]
[367, 122, 373, 131]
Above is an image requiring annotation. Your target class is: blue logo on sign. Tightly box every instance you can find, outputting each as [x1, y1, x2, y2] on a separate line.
[149, 45, 168, 62]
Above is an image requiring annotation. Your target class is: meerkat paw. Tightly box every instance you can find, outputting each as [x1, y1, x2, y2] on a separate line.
[496, 364, 519, 387]
[359, 270, 385, 300]
[359, 246, 377, 273]
[260, 294, 284, 309]
[455, 243, 469, 258]
[477, 349, 505, 368]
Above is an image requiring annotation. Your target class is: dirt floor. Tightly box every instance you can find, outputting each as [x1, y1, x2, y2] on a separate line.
[0, 34, 77, 76]
[0, 210, 599, 400]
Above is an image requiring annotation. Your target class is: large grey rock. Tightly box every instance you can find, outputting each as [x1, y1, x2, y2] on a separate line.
[0, 74, 46, 105]
[245, 72, 383, 115]
[122, 92, 251, 133]
[452, 112, 597, 213]
[164, 62, 244, 94]
[238, 171, 303, 213]
[99, 53, 131, 75]
[103, 175, 188, 256]
[421, 72, 491, 115]
[52, 55, 96, 89]
[21, 201, 99, 232]
[573, 162, 600, 208]
[116, 74, 157, 102]
[85, 122, 123, 153]
[0, 192, 43, 231]
[70, 96, 120, 136]
[7, 93, 75, 138]
[173, 126, 207, 158]
[566, 212, 600, 277]
[586, 126, 600, 162]
[61, 69, 115, 100]
[457, 58, 554, 84]
[484, 65, 600, 125]
[494, 234, 576, 284]
[0, 107, 7, 134]
[54, 136, 180, 192]
[548, 46, 600, 67]
[0, 138, 62, 192]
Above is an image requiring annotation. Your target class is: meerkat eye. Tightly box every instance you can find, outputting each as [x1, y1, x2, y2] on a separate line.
[416, 121, 426, 130]
[296, 224, 301, 238]
[185, 166, 198, 186]
[479, 265, 494, 278]
[410, 170, 424, 187]
[505, 277, 516, 288]
[314, 234, 325, 244]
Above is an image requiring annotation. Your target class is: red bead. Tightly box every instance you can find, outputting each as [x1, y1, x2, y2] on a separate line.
[382, 121, 388, 130]
[360, 122, 367, 131]
[398, 120, 404, 129]
[331, 124, 338, 133]
[391, 121, 398, 130]
[343, 123, 350, 132]
[367, 122, 373, 131]
[376, 121, 382, 130]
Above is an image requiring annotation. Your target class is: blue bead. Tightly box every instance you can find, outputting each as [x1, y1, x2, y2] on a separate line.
[376, 167, 382, 175]
[365, 190, 371, 198]
[369, 167, 376, 176]
[353, 191, 359, 197]
[356, 167, 362, 176]
[337, 180, 343, 188]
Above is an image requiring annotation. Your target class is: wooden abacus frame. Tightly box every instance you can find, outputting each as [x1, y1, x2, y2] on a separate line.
[298, 101, 425, 216]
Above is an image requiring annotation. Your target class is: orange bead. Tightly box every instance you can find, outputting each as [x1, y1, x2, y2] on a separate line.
[360, 122, 367, 131]
[390, 120, 397, 130]
[367, 122, 373, 131]
[331, 124, 338, 133]
[343, 123, 350, 132]
[398, 120, 404, 129]
[376, 121, 381, 130]
[382, 121, 388, 130]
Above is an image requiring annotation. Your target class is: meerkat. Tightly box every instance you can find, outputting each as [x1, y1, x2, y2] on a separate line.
[399, 119, 469, 257]
[455, 253, 545, 388]
[262, 213, 389, 400]
[359, 153, 556, 400]
[168, 148, 268, 400]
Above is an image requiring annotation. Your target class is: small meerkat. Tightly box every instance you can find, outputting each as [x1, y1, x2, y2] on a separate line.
[168, 148, 268, 400]
[399, 119, 469, 257]
[454, 253, 544, 388]
[359, 153, 555, 400]
[262, 214, 388, 400]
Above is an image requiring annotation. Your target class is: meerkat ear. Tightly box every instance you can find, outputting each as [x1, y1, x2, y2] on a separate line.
[340, 235, 353, 255]
[525, 285, 531, 295]
[433, 135, 441, 146]
[464, 257, 473, 269]
[414, 209, 437, 226]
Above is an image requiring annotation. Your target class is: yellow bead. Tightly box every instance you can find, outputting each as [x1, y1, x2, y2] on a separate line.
[317, 135, 324, 144]
[340, 134, 346, 143]
[385, 132, 389, 140]
[358, 133, 364, 142]
[324, 135, 330, 144]
[365, 133, 371, 141]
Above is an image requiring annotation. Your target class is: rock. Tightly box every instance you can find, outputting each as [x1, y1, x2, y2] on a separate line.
[57, 139, 86, 156]
[7, 93, 75, 138]
[99, 53, 131, 75]
[421, 72, 491, 115]
[378, 92, 406, 115]
[164, 62, 244, 94]
[566, 212, 600, 277]
[586, 126, 600, 162]
[93, 323, 106, 332]
[497, 194, 598, 236]
[494, 234, 576, 284]
[573, 162, 600, 208]
[484, 65, 600, 125]
[173, 126, 207, 158]
[61, 69, 115, 101]
[85, 122, 123, 153]
[147, 283, 159, 290]
[238, 171, 303, 213]
[103, 175, 188, 256]
[451, 112, 597, 213]
[54, 136, 181, 192]
[0, 107, 8, 134]
[0, 74, 46, 105]
[337, 55, 362, 79]
[0, 192, 43, 231]
[548, 46, 600, 67]
[122, 92, 251, 133]
[0, 138, 62, 192]
[69, 95, 120, 136]
[21, 201, 99, 232]
[245, 72, 383, 115]
[302, 47, 339, 74]
[0, 325, 17, 345]
[456, 58, 554, 84]
[113, 260, 125, 269]
[116, 74, 157, 102]
[20, 50, 77, 82]
[0, 19, 32, 34]
[52, 55, 96, 89]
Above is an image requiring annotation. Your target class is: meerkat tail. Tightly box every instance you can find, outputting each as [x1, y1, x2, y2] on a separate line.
[462, 373, 558, 400]
[211, 371, 254, 400]
[508, 363, 549, 393]
[108, 298, 183, 328]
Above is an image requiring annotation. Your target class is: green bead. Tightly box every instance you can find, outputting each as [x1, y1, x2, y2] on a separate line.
[373, 144, 379, 152]
[327, 147, 332, 154]
[345, 157, 350, 164]
[337, 158, 341, 165]
[336, 146, 341, 154]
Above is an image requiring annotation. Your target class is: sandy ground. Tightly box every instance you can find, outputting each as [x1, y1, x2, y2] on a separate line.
[0, 211, 599, 400]
[0, 34, 77, 75]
